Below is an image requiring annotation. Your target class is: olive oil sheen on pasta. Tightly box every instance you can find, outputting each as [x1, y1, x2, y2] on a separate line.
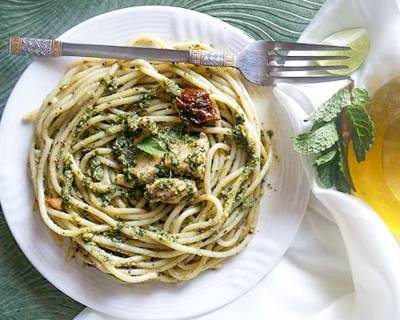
[348, 77, 400, 235]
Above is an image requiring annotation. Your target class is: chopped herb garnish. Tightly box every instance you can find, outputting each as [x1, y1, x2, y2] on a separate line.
[137, 137, 167, 157]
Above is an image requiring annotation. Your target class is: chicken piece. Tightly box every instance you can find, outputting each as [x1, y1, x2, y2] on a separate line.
[46, 197, 63, 210]
[115, 174, 135, 188]
[146, 178, 197, 204]
[175, 88, 220, 125]
[131, 153, 162, 184]
[164, 132, 209, 178]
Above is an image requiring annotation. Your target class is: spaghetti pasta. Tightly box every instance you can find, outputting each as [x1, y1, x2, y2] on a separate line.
[29, 35, 273, 283]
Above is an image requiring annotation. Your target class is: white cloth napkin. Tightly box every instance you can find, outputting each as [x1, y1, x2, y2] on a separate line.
[75, 0, 400, 319]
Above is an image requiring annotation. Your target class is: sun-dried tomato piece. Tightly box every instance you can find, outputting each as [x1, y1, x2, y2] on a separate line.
[175, 88, 220, 125]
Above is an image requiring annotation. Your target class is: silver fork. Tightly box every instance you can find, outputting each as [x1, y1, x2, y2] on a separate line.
[9, 37, 351, 86]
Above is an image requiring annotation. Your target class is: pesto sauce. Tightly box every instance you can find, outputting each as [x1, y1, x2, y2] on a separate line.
[112, 135, 137, 180]
[100, 78, 119, 94]
[61, 163, 73, 203]
[88, 157, 104, 182]
[233, 124, 248, 146]
[148, 226, 177, 242]
[135, 91, 154, 109]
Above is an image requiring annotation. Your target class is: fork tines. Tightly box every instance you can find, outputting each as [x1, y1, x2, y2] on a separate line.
[268, 41, 351, 51]
[266, 41, 351, 83]
[266, 75, 351, 84]
[269, 55, 350, 62]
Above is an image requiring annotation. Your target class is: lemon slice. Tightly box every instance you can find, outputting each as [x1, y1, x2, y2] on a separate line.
[314, 28, 370, 75]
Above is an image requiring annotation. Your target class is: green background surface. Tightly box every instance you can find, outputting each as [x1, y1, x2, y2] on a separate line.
[0, 0, 324, 319]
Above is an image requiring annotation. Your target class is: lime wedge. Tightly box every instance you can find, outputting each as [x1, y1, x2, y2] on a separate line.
[314, 28, 370, 75]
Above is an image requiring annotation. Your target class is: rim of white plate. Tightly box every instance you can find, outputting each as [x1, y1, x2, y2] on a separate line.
[0, 6, 308, 320]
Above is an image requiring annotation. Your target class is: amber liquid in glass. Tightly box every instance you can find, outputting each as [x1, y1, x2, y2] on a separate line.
[348, 77, 400, 235]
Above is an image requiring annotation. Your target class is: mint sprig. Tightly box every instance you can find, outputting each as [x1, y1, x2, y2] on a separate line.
[293, 83, 374, 193]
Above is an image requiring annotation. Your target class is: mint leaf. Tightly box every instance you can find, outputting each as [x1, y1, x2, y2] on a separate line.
[346, 90, 374, 161]
[315, 148, 338, 188]
[336, 141, 354, 193]
[309, 86, 351, 123]
[316, 162, 334, 188]
[315, 143, 353, 192]
[137, 137, 167, 157]
[316, 148, 337, 166]
[293, 122, 339, 155]
[352, 88, 369, 105]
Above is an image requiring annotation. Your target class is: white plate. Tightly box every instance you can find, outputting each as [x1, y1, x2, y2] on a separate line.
[0, 6, 308, 320]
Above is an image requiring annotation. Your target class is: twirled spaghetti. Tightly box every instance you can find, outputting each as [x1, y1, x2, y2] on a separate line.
[29, 35, 273, 283]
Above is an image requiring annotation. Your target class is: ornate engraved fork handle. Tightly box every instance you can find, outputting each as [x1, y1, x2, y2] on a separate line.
[9, 37, 63, 57]
[188, 50, 236, 67]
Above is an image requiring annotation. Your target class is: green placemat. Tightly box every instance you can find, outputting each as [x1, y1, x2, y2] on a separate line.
[0, 1, 324, 319]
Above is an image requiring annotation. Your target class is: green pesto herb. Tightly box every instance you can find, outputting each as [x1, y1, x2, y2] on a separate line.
[128, 185, 147, 203]
[135, 92, 154, 109]
[76, 111, 91, 130]
[102, 225, 123, 240]
[243, 164, 255, 176]
[186, 151, 204, 171]
[148, 226, 177, 242]
[81, 233, 94, 244]
[81, 176, 91, 187]
[292, 83, 374, 193]
[221, 185, 233, 199]
[158, 125, 189, 145]
[233, 124, 248, 146]
[134, 227, 146, 238]
[141, 117, 158, 135]
[88, 157, 104, 182]
[100, 78, 119, 94]
[240, 195, 257, 209]
[123, 112, 159, 138]
[243, 157, 259, 176]
[235, 112, 246, 124]
[169, 154, 180, 168]
[112, 136, 136, 180]
[126, 112, 141, 132]
[184, 182, 196, 201]
[160, 78, 182, 96]
[98, 193, 111, 207]
[61, 165, 73, 203]
[156, 163, 173, 178]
